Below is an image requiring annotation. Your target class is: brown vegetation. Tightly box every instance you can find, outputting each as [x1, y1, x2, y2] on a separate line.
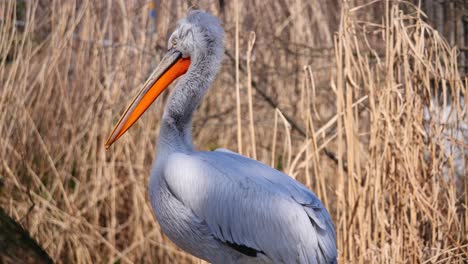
[0, 0, 466, 263]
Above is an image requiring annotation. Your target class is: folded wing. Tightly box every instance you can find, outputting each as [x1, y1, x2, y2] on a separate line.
[164, 150, 337, 263]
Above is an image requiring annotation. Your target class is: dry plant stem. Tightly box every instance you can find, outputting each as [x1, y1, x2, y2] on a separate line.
[271, 110, 279, 167]
[235, 0, 242, 155]
[246, 31, 257, 159]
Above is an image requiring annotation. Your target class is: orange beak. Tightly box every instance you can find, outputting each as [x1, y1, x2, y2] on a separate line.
[105, 50, 190, 149]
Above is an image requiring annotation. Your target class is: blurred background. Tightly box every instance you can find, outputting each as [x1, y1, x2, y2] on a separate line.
[0, 0, 467, 263]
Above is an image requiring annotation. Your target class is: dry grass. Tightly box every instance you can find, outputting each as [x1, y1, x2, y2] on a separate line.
[0, 0, 466, 263]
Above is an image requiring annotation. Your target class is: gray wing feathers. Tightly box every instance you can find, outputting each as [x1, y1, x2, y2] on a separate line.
[304, 206, 337, 262]
[212, 151, 337, 263]
[164, 151, 337, 263]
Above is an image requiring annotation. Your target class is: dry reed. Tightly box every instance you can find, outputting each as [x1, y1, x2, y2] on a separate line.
[0, 0, 466, 263]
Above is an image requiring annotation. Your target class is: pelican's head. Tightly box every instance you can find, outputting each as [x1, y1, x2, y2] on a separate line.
[168, 10, 224, 63]
[104, 11, 224, 148]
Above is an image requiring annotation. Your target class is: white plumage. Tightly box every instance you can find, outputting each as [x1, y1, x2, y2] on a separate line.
[106, 10, 337, 264]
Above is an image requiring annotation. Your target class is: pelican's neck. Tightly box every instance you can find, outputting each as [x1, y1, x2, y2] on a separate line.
[157, 55, 220, 154]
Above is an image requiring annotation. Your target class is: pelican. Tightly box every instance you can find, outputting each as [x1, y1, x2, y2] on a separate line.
[105, 11, 337, 263]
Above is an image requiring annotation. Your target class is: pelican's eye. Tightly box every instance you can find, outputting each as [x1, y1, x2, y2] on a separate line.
[171, 38, 177, 48]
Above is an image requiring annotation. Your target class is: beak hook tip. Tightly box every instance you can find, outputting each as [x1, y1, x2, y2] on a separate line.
[104, 138, 113, 150]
